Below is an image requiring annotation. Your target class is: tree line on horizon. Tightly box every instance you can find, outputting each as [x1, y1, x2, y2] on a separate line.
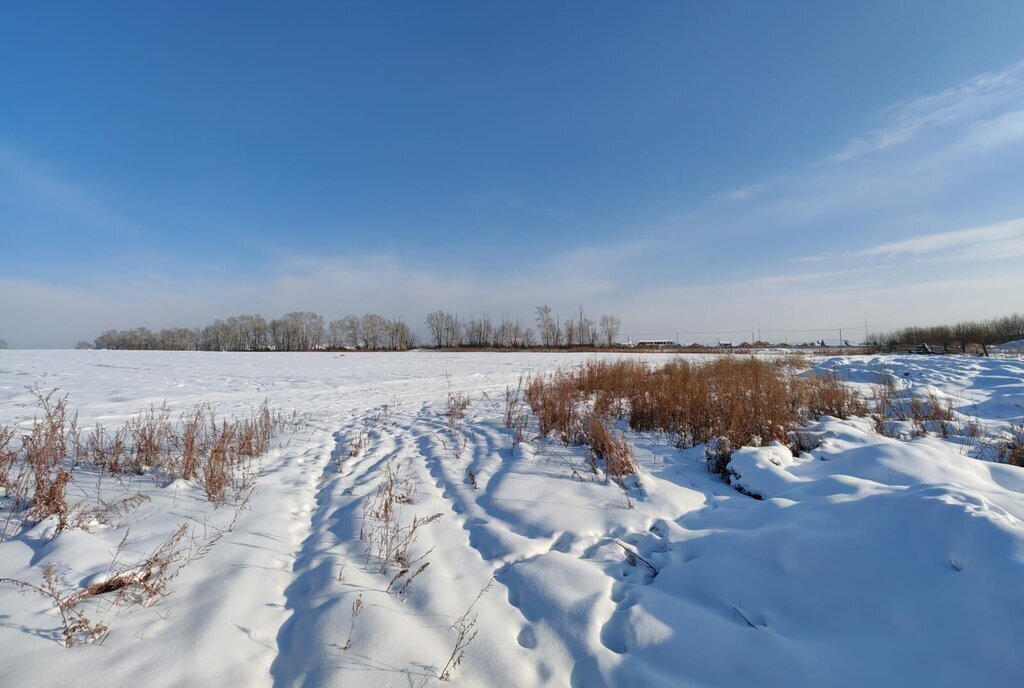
[873, 312, 1024, 350]
[84, 307, 623, 352]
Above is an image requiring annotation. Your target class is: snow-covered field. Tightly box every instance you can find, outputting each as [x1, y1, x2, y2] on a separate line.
[1, 350, 1023, 687]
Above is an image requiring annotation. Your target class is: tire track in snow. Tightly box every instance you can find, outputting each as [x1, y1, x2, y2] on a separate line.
[269, 413, 405, 687]
[407, 409, 593, 683]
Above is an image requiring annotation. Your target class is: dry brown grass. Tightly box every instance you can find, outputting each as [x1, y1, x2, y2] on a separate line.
[997, 422, 1024, 467]
[341, 593, 364, 650]
[0, 522, 190, 646]
[347, 428, 366, 458]
[84, 424, 129, 474]
[798, 373, 868, 419]
[872, 380, 955, 437]
[446, 389, 471, 432]
[358, 458, 440, 581]
[1, 564, 109, 646]
[524, 372, 585, 443]
[0, 425, 17, 489]
[525, 357, 867, 478]
[126, 404, 174, 474]
[21, 389, 74, 527]
[585, 415, 637, 481]
[440, 580, 491, 681]
[204, 421, 232, 502]
[1, 392, 296, 540]
[503, 375, 529, 446]
[0, 391, 290, 646]
[178, 404, 207, 481]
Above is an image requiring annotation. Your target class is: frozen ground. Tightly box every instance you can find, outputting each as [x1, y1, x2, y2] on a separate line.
[0, 350, 1022, 687]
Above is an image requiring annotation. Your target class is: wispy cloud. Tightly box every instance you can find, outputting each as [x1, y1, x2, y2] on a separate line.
[0, 140, 142, 237]
[727, 268, 871, 290]
[687, 57, 1024, 280]
[856, 217, 1024, 258]
[964, 108, 1024, 150]
[825, 60, 1024, 163]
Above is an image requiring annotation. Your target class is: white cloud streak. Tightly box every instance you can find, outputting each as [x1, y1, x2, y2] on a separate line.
[856, 218, 1024, 258]
[0, 141, 142, 237]
[826, 60, 1024, 163]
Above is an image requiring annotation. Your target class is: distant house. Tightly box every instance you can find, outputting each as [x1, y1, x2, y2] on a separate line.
[717, 341, 733, 348]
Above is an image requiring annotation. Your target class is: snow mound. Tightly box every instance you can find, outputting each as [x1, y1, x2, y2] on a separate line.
[727, 441, 805, 498]
[620, 431, 1024, 687]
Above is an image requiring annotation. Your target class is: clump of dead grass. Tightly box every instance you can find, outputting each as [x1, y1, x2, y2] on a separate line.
[0, 523, 191, 646]
[996, 422, 1024, 467]
[0, 391, 298, 542]
[358, 458, 441, 587]
[503, 375, 529, 446]
[872, 379, 956, 437]
[524, 357, 866, 479]
[524, 372, 585, 443]
[1, 564, 110, 646]
[585, 414, 637, 483]
[20, 389, 75, 528]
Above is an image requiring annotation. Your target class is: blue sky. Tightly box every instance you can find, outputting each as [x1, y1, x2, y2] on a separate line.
[2, 1, 1024, 347]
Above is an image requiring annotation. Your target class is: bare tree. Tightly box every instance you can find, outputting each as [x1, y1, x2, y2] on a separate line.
[230, 314, 267, 350]
[562, 306, 596, 347]
[463, 314, 494, 348]
[128, 327, 157, 350]
[387, 318, 415, 350]
[268, 316, 290, 351]
[494, 316, 526, 348]
[157, 327, 199, 351]
[426, 310, 459, 348]
[361, 313, 387, 350]
[580, 307, 597, 347]
[298, 312, 325, 350]
[599, 314, 621, 347]
[535, 305, 560, 348]
[340, 315, 361, 348]
[444, 312, 460, 347]
[265, 311, 324, 351]
[327, 319, 346, 349]
[563, 312, 577, 347]
[94, 330, 118, 349]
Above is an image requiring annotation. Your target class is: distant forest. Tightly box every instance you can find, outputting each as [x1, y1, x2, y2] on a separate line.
[86, 307, 623, 352]
[874, 313, 1024, 349]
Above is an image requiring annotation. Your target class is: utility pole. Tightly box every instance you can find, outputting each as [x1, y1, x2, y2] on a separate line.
[839, 328, 843, 347]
